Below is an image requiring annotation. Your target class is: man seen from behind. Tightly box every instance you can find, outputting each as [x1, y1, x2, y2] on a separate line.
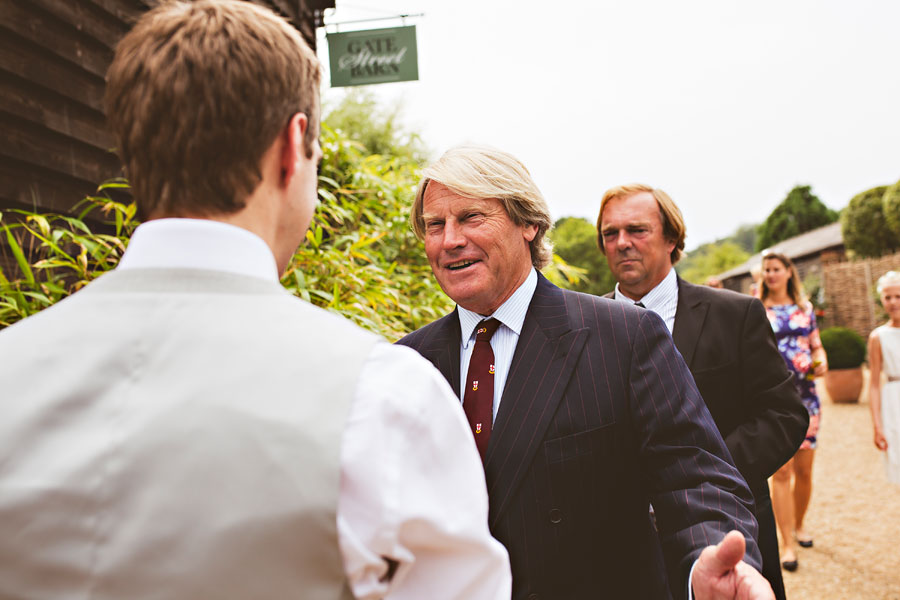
[0, 3, 510, 599]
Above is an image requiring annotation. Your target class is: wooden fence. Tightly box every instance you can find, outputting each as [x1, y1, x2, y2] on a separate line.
[823, 251, 900, 340]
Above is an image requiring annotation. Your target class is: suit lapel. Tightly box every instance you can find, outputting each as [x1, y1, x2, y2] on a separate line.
[417, 311, 462, 395]
[485, 274, 588, 528]
[671, 277, 708, 367]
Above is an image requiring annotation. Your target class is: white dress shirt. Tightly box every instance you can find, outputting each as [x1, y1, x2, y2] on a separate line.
[614, 266, 679, 333]
[118, 219, 511, 600]
[458, 268, 538, 420]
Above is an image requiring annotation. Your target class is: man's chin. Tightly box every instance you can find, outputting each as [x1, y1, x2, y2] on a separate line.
[615, 269, 645, 285]
[441, 286, 492, 314]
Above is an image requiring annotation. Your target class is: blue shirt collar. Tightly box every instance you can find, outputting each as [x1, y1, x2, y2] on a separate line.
[458, 268, 538, 348]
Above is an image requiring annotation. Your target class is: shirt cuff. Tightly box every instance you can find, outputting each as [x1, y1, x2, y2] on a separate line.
[688, 558, 698, 600]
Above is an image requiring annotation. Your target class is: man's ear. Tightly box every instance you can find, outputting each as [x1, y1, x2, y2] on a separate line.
[280, 112, 308, 186]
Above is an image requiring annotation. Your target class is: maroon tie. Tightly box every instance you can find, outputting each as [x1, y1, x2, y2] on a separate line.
[463, 318, 502, 462]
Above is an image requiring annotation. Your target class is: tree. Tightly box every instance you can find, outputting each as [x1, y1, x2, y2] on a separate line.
[755, 185, 838, 252]
[882, 178, 900, 238]
[323, 89, 429, 164]
[548, 217, 617, 296]
[841, 185, 900, 258]
[677, 241, 749, 284]
[730, 224, 758, 254]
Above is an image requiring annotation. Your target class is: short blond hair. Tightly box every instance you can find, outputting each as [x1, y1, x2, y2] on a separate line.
[410, 144, 553, 269]
[105, 0, 321, 219]
[596, 184, 686, 264]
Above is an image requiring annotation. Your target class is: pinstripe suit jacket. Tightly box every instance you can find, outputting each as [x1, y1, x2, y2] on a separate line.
[398, 273, 761, 600]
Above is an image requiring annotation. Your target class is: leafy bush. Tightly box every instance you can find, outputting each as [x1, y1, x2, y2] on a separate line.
[0, 125, 451, 340]
[820, 327, 867, 369]
[841, 186, 899, 258]
[0, 181, 135, 327]
[280, 121, 453, 340]
[1, 102, 582, 338]
[678, 241, 749, 284]
[882, 178, 900, 238]
[548, 217, 614, 296]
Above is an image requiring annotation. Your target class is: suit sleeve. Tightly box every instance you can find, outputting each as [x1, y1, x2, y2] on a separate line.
[724, 298, 808, 486]
[627, 310, 761, 594]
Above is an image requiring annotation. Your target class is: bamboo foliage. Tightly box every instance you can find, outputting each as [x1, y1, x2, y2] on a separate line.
[0, 125, 582, 338]
[0, 180, 136, 327]
[280, 122, 454, 340]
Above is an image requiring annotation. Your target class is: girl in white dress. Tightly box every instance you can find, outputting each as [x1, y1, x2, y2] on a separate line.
[868, 270, 900, 485]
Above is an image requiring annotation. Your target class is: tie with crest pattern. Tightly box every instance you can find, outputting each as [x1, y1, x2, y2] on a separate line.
[463, 318, 502, 462]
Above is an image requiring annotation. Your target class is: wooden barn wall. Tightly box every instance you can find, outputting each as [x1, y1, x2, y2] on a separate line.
[0, 0, 319, 222]
[0, 0, 152, 218]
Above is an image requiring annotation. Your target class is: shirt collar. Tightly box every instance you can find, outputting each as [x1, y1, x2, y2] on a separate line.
[116, 218, 280, 282]
[614, 266, 677, 310]
[458, 268, 538, 349]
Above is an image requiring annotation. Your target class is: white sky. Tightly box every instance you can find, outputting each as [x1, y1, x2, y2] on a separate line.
[318, 0, 900, 250]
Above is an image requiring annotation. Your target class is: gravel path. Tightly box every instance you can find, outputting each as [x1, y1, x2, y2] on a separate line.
[780, 374, 900, 599]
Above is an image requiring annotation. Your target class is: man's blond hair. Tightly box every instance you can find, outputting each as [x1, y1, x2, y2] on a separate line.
[410, 144, 553, 269]
[105, 0, 321, 219]
[596, 183, 687, 264]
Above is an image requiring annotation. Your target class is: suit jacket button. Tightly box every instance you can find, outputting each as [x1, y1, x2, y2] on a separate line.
[527, 594, 540, 600]
[549, 508, 563, 524]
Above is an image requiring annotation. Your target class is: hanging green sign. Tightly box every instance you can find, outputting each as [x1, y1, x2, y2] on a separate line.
[327, 26, 418, 87]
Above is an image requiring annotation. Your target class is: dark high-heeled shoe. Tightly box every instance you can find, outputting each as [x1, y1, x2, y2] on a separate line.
[781, 559, 798, 572]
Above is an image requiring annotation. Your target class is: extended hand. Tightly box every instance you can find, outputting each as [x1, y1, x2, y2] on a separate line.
[692, 531, 774, 600]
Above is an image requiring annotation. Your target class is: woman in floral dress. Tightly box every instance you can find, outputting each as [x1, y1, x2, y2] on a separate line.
[759, 252, 828, 573]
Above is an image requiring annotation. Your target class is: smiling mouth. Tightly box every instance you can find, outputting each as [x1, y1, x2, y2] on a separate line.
[446, 259, 479, 271]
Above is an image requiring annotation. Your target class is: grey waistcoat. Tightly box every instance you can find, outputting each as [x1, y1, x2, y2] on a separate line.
[0, 268, 375, 599]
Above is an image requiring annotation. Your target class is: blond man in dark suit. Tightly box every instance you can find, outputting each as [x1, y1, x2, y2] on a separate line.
[597, 184, 809, 599]
[399, 145, 776, 600]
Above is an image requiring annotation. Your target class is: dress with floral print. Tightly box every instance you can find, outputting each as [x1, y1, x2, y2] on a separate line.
[766, 303, 821, 449]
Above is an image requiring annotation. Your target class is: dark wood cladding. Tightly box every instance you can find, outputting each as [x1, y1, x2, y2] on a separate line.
[0, 0, 327, 220]
[0, 0, 146, 218]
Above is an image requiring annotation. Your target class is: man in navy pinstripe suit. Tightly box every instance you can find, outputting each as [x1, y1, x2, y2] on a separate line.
[398, 144, 775, 600]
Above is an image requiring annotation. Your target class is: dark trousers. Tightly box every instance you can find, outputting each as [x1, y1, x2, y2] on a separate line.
[756, 498, 786, 600]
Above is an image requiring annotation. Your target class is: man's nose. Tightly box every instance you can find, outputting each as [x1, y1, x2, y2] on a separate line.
[613, 231, 632, 250]
[442, 220, 466, 249]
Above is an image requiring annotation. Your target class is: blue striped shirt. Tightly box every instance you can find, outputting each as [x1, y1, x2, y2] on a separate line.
[457, 268, 538, 421]
[614, 267, 679, 333]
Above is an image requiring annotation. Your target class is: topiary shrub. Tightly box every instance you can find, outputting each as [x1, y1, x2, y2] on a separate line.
[820, 327, 867, 369]
[883, 178, 900, 238]
[841, 185, 899, 258]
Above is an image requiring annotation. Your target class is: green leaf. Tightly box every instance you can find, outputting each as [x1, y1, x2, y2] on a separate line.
[4, 225, 35, 286]
[20, 291, 52, 306]
[115, 208, 123, 236]
[28, 214, 50, 237]
[97, 179, 130, 190]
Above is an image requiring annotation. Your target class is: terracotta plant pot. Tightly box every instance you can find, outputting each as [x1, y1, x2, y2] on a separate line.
[823, 367, 864, 403]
